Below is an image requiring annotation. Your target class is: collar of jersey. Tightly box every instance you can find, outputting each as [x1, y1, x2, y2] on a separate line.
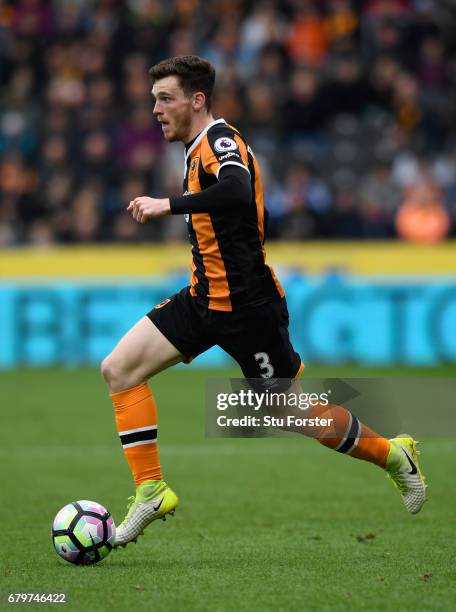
[184, 118, 226, 162]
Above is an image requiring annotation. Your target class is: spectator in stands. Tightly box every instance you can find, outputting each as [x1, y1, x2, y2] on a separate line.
[286, 1, 328, 66]
[280, 161, 332, 238]
[283, 67, 327, 145]
[396, 174, 451, 243]
[116, 104, 164, 173]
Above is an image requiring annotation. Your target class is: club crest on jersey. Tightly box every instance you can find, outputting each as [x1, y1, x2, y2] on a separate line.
[189, 157, 199, 178]
[214, 137, 238, 153]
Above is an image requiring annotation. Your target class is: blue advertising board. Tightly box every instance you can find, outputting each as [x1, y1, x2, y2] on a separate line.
[1, 274, 455, 368]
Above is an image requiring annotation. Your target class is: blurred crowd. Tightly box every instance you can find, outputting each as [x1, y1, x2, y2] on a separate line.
[1, 0, 456, 245]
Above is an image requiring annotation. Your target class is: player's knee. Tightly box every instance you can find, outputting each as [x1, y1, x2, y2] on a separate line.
[100, 354, 123, 388]
[101, 353, 145, 392]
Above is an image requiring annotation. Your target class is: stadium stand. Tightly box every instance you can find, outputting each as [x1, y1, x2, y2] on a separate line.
[0, 0, 455, 245]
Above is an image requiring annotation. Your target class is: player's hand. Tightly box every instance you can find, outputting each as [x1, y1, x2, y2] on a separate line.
[127, 197, 171, 223]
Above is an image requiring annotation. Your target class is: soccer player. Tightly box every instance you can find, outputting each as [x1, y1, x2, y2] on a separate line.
[101, 56, 426, 548]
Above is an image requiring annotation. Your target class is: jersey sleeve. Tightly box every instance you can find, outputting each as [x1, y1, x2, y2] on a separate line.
[200, 124, 250, 179]
[170, 166, 252, 214]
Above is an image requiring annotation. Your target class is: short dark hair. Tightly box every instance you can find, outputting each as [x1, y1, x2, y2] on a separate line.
[149, 55, 216, 111]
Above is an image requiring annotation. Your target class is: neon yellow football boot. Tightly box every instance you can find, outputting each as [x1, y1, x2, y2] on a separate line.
[114, 480, 178, 548]
[386, 434, 427, 514]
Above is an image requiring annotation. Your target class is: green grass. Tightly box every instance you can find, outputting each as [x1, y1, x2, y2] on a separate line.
[1, 366, 455, 611]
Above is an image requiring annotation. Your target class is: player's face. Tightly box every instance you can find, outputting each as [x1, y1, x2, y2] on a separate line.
[152, 76, 193, 143]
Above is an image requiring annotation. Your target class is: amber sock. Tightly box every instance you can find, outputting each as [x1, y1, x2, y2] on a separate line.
[111, 383, 162, 487]
[309, 403, 391, 468]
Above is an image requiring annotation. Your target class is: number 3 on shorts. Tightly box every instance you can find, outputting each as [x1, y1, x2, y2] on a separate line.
[254, 352, 274, 379]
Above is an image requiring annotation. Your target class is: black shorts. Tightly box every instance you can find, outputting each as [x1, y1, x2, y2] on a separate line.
[147, 287, 302, 380]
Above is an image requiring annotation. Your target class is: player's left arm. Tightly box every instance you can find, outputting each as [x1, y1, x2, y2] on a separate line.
[169, 164, 251, 214]
[169, 127, 252, 214]
[127, 195, 170, 223]
[127, 166, 252, 222]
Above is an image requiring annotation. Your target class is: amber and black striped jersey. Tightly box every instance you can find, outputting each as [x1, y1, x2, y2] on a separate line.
[172, 118, 284, 312]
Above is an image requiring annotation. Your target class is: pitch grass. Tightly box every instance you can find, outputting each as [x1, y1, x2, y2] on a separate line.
[1, 366, 455, 611]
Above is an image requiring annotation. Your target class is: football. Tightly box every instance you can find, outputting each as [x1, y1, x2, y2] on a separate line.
[52, 500, 116, 565]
